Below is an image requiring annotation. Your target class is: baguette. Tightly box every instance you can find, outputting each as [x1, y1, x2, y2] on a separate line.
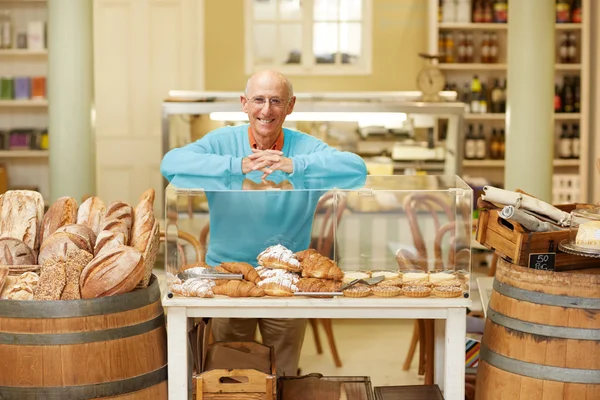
[39, 196, 78, 246]
[77, 196, 106, 235]
[98, 219, 130, 245]
[130, 189, 155, 252]
[104, 201, 133, 230]
[94, 230, 127, 256]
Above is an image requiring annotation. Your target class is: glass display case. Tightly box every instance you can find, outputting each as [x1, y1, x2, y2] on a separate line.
[164, 173, 472, 300]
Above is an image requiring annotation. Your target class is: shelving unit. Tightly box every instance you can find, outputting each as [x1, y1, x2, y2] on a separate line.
[0, 1, 49, 198]
[429, 0, 590, 202]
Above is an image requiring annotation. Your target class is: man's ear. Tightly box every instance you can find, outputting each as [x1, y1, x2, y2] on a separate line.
[286, 96, 296, 115]
[241, 95, 249, 113]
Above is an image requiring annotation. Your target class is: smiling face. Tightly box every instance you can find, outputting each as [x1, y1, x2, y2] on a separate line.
[241, 70, 296, 142]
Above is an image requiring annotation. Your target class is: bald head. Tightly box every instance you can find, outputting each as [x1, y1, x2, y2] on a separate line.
[245, 70, 294, 100]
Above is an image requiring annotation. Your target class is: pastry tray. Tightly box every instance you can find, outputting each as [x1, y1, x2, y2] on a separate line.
[558, 239, 600, 258]
[177, 270, 244, 281]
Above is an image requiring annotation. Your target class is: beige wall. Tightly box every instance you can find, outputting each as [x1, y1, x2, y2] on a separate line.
[205, 0, 428, 92]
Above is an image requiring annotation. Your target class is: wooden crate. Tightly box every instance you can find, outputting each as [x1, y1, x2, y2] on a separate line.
[374, 384, 444, 400]
[195, 369, 276, 400]
[475, 204, 600, 272]
[278, 375, 374, 400]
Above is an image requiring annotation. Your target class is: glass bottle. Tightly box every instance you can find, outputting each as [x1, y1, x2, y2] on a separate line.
[554, 84, 562, 112]
[457, 32, 467, 63]
[475, 124, 487, 159]
[558, 33, 569, 63]
[571, 0, 582, 23]
[558, 124, 572, 159]
[567, 32, 577, 63]
[445, 32, 455, 63]
[493, 0, 508, 23]
[0, 10, 12, 49]
[489, 32, 498, 63]
[482, 0, 493, 23]
[571, 124, 580, 159]
[465, 124, 476, 160]
[470, 75, 481, 113]
[556, 0, 571, 23]
[465, 33, 474, 63]
[481, 32, 490, 63]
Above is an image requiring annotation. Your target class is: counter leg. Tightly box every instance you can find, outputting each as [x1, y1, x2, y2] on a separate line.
[167, 307, 189, 400]
[434, 318, 446, 391]
[443, 308, 466, 400]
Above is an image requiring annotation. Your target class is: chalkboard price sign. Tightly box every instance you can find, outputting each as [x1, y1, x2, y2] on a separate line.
[528, 253, 556, 271]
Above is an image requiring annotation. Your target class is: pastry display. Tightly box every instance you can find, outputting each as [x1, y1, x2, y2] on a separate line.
[212, 280, 265, 297]
[429, 271, 456, 284]
[342, 270, 370, 284]
[432, 286, 463, 298]
[432, 279, 462, 288]
[371, 286, 402, 298]
[370, 270, 400, 280]
[402, 271, 429, 284]
[377, 278, 403, 288]
[402, 285, 432, 298]
[296, 278, 342, 293]
[298, 250, 343, 281]
[256, 270, 299, 297]
[342, 286, 371, 298]
[257, 244, 302, 272]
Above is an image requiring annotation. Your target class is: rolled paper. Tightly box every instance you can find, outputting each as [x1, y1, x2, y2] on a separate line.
[498, 206, 563, 232]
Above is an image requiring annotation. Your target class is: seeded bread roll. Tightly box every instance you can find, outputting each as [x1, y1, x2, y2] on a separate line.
[0, 190, 44, 252]
[0, 237, 36, 265]
[60, 249, 94, 300]
[54, 224, 96, 254]
[94, 230, 127, 256]
[39, 196, 78, 246]
[80, 245, 144, 298]
[34, 259, 67, 300]
[38, 232, 91, 265]
[104, 201, 133, 230]
[76, 197, 106, 235]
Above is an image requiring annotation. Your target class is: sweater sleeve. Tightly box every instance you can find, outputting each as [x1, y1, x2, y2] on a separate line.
[160, 136, 243, 181]
[289, 135, 367, 179]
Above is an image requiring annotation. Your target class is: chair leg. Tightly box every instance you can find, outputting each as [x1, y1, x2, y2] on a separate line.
[321, 319, 343, 368]
[402, 320, 419, 371]
[309, 318, 323, 355]
[417, 319, 427, 376]
[424, 320, 435, 385]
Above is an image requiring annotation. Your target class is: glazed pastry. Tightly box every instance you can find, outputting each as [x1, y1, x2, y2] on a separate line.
[299, 250, 343, 281]
[402, 285, 432, 298]
[343, 286, 371, 298]
[171, 278, 215, 298]
[296, 278, 342, 293]
[433, 286, 463, 298]
[371, 286, 402, 298]
[219, 262, 262, 284]
[257, 244, 302, 272]
[212, 280, 265, 297]
[257, 270, 299, 297]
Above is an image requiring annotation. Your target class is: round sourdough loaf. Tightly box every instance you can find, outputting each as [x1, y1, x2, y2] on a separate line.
[0, 237, 36, 265]
[80, 245, 145, 298]
[38, 231, 91, 265]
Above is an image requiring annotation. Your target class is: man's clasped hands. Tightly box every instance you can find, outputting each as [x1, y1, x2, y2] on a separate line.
[242, 149, 293, 180]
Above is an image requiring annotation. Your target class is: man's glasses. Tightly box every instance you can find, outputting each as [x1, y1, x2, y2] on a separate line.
[246, 96, 289, 108]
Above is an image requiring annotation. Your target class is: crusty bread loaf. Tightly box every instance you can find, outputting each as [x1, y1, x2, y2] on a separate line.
[38, 232, 91, 265]
[76, 196, 106, 234]
[0, 190, 45, 251]
[130, 189, 155, 252]
[39, 196, 78, 246]
[60, 249, 93, 300]
[98, 219, 130, 245]
[94, 230, 126, 256]
[104, 201, 133, 230]
[34, 259, 66, 300]
[0, 237, 36, 265]
[55, 224, 96, 254]
[6, 283, 34, 300]
[80, 245, 144, 298]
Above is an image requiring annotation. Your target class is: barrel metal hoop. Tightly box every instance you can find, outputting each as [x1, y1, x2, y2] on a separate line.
[487, 307, 600, 341]
[0, 364, 167, 400]
[481, 345, 600, 384]
[0, 275, 161, 318]
[493, 279, 600, 310]
[0, 313, 165, 345]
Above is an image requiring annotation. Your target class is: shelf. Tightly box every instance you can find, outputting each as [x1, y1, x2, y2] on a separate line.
[463, 159, 580, 168]
[439, 63, 507, 71]
[464, 113, 580, 120]
[0, 150, 48, 158]
[555, 64, 581, 71]
[0, 49, 47, 56]
[555, 23, 582, 30]
[439, 23, 507, 30]
[0, 99, 47, 108]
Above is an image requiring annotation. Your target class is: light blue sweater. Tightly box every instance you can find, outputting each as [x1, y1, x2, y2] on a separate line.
[162, 125, 367, 266]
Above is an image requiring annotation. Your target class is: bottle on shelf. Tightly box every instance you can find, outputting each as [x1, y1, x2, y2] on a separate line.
[482, 0, 493, 23]
[456, 0, 472, 23]
[445, 32, 455, 63]
[457, 32, 467, 63]
[481, 32, 491, 63]
[489, 128, 500, 159]
[438, 32, 447, 62]
[472, 0, 484, 23]
[475, 124, 487, 159]
[571, 0, 582, 23]
[490, 79, 503, 113]
[465, 33, 474, 63]
[554, 84, 562, 112]
[499, 128, 506, 159]
[571, 123, 580, 159]
[573, 76, 581, 112]
[470, 75, 482, 113]
[442, 0, 457, 23]
[562, 77, 575, 113]
[479, 83, 488, 113]
[556, 0, 571, 23]
[461, 82, 471, 112]
[500, 80, 507, 113]
[558, 33, 569, 63]
[558, 124, 572, 159]
[0, 10, 12, 50]
[567, 32, 577, 63]
[489, 32, 499, 63]
[493, 0, 508, 23]
[465, 124, 476, 160]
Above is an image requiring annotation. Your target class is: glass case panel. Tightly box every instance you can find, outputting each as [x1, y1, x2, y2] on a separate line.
[339, 0, 362, 21]
[339, 22, 361, 64]
[165, 174, 472, 300]
[279, 23, 302, 65]
[313, 0, 339, 21]
[252, 24, 278, 65]
[279, 0, 302, 20]
[253, 0, 277, 21]
[313, 22, 338, 64]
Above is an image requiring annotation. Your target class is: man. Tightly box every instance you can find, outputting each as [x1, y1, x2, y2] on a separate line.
[161, 70, 367, 376]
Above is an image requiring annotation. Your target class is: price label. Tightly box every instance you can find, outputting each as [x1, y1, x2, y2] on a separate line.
[528, 253, 556, 271]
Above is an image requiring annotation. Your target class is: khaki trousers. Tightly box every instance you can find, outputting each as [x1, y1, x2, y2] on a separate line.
[211, 318, 307, 376]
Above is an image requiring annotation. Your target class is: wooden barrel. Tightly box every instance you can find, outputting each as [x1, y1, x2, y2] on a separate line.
[475, 258, 600, 399]
[0, 275, 167, 399]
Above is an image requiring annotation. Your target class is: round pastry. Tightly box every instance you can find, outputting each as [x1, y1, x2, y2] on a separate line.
[432, 286, 463, 298]
[377, 278, 403, 288]
[429, 271, 456, 284]
[342, 270, 371, 284]
[370, 270, 400, 280]
[402, 285, 432, 298]
[432, 279, 462, 288]
[402, 271, 429, 284]
[371, 286, 401, 297]
[343, 286, 371, 298]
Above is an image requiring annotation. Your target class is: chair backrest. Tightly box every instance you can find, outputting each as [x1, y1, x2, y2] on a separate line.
[312, 191, 347, 260]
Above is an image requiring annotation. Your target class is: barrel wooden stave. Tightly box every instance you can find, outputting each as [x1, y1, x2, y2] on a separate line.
[476, 259, 600, 400]
[0, 276, 167, 400]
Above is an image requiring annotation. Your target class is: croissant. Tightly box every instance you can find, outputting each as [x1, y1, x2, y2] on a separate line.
[300, 251, 343, 281]
[257, 244, 302, 272]
[256, 269, 299, 297]
[296, 278, 342, 293]
[212, 280, 265, 297]
[295, 248, 318, 262]
[219, 262, 262, 284]
[171, 278, 215, 298]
